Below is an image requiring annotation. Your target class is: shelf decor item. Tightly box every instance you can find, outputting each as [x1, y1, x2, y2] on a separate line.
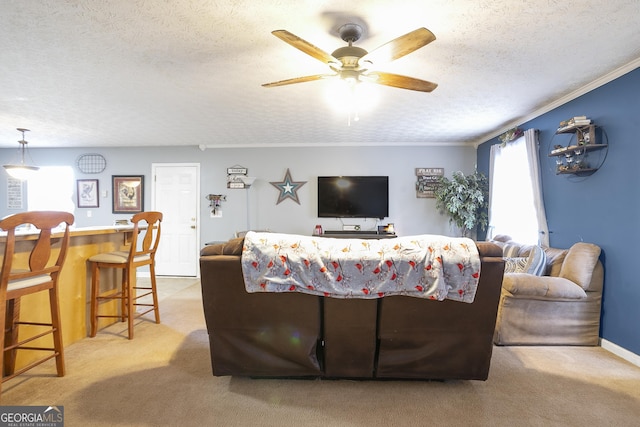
[556, 116, 591, 133]
[498, 127, 524, 146]
[433, 171, 489, 237]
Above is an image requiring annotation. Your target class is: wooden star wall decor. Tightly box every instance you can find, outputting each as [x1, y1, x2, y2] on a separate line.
[270, 168, 307, 205]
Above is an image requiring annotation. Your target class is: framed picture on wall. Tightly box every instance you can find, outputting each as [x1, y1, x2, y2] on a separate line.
[112, 175, 144, 213]
[76, 179, 99, 208]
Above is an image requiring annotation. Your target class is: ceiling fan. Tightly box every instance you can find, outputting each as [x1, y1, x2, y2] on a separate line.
[262, 24, 438, 92]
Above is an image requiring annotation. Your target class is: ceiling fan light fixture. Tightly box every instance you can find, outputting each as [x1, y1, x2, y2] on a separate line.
[3, 128, 40, 180]
[340, 69, 360, 83]
[324, 78, 379, 117]
[263, 25, 437, 95]
[360, 73, 379, 83]
[330, 46, 368, 64]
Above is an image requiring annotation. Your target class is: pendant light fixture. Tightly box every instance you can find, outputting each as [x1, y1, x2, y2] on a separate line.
[3, 128, 39, 180]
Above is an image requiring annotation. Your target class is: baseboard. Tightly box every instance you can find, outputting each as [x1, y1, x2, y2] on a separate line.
[136, 272, 201, 279]
[600, 338, 640, 367]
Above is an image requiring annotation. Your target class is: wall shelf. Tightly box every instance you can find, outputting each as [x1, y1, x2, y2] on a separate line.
[548, 123, 608, 176]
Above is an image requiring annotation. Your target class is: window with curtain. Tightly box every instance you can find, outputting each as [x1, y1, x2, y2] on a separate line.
[489, 129, 548, 246]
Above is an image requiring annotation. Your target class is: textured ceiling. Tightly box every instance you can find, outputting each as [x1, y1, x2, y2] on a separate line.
[0, 0, 639, 149]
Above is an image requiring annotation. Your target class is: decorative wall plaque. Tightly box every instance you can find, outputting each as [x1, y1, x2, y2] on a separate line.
[76, 153, 107, 174]
[415, 167, 444, 198]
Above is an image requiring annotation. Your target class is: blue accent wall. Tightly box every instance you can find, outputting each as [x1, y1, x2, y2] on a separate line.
[477, 67, 640, 355]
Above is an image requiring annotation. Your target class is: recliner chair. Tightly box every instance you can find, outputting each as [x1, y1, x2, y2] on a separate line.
[491, 236, 603, 346]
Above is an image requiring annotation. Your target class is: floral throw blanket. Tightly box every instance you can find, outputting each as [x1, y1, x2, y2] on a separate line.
[241, 232, 481, 303]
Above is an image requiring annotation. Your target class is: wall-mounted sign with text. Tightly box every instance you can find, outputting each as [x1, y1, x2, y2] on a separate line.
[415, 167, 444, 198]
[227, 166, 249, 189]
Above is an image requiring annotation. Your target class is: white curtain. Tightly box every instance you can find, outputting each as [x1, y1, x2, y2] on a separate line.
[524, 129, 549, 246]
[488, 129, 549, 246]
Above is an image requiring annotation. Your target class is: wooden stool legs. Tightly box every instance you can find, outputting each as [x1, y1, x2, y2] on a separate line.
[89, 262, 160, 340]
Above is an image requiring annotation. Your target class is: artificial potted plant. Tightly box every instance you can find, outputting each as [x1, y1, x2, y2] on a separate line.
[433, 171, 489, 238]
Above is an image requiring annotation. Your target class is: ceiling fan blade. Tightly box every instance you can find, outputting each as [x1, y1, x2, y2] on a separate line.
[367, 71, 438, 92]
[359, 27, 436, 66]
[262, 74, 334, 88]
[271, 30, 339, 64]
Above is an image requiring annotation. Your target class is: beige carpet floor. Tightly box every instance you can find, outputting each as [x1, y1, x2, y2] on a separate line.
[2, 278, 640, 427]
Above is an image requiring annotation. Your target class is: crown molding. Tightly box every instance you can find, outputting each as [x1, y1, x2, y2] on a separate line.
[472, 57, 640, 148]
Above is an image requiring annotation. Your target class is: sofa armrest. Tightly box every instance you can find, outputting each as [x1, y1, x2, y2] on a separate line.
[201, 243, 224, 256]
[200, 237, 244, 256]
[476, 241, 503, 258]
[558, 242, 601, 290]
[503, 273, 587, 299]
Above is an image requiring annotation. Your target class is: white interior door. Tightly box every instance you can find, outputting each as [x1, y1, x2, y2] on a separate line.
[152, 163, 200, 276]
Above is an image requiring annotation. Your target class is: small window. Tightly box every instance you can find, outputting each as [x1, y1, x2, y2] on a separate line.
[27, 166, 75, 217]
[489, 138, 538, 244]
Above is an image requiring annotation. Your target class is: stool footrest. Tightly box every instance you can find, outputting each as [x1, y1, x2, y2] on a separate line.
[1, 353, 60, 383]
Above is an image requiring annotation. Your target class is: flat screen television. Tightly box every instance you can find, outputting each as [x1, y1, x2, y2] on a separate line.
[317, 176, 389, 219]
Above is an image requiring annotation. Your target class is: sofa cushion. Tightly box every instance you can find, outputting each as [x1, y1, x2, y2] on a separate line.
[523, 245, 546, 276]
[504, 257, 528, 273]
[559, 242, 601, 290]
[502, 274, 587, 299]
[503, 245, 546, 276]
[223, 237, 244, 255]
[503, 243, 521, 258]
[492, 234, 513, 243]
[544, 247, 568, 277]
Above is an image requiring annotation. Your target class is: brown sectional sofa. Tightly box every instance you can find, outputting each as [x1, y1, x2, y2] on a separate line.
[199, 237, 505, 380]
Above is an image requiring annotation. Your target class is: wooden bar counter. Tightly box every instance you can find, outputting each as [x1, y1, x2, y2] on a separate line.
[1, 225, 137, 351]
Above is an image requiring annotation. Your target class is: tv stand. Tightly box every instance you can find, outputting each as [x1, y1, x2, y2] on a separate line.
[322, 231, 397, 239]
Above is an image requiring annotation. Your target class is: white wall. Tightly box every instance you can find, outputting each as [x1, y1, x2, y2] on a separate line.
[1, 144, 477, 242]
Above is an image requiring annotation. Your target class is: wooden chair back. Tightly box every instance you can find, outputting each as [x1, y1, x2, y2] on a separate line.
[0, 211, 74, 391]
[127, 211, 162, 264]
[0, 211, 74, 297]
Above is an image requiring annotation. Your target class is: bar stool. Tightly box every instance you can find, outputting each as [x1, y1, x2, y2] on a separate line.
[89, 211, 162, 340]
[0, 211, 74, 397]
